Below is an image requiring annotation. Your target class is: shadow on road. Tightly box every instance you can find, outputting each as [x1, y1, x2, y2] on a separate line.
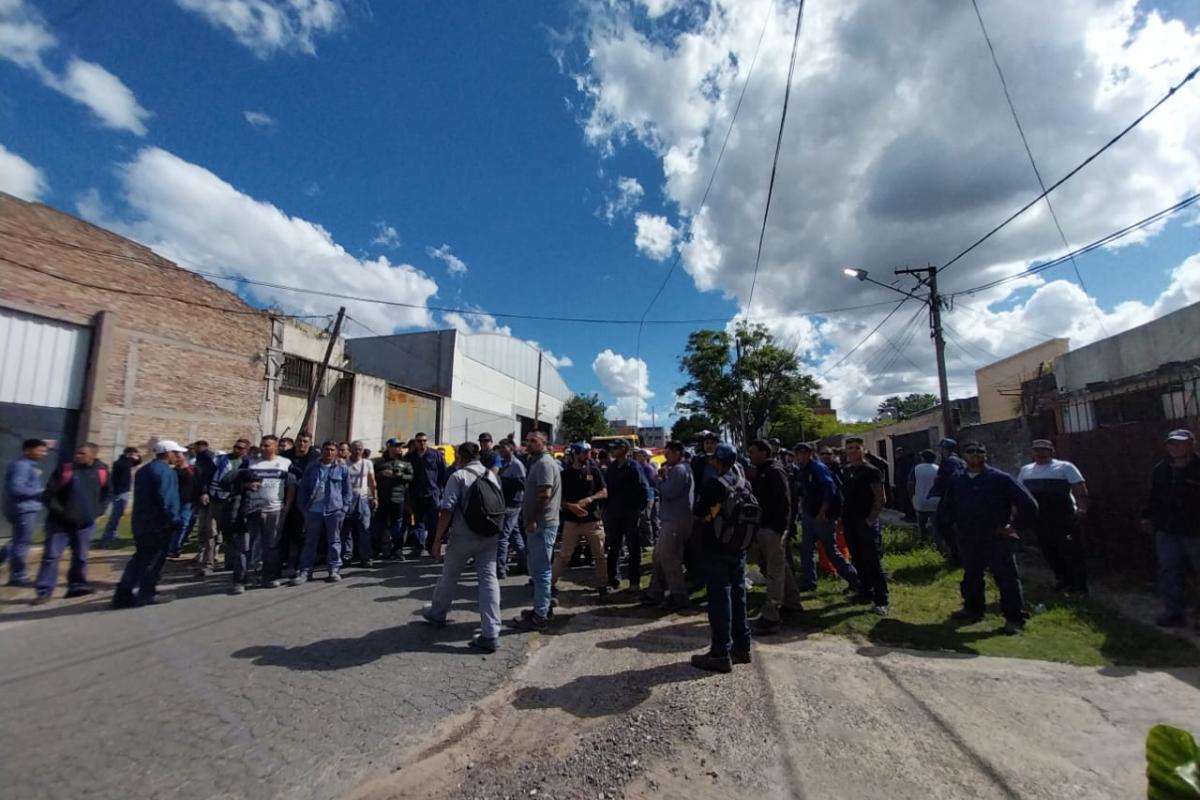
[511, 662, 707, 718]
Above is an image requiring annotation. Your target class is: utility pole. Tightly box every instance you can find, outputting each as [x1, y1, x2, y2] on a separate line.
[300, 306, 345, 435]
[895, 266, 954, 438]
[532, 346, 543, 434]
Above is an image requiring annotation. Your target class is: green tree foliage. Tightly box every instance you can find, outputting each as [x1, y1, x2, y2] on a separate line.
[677, 322, 820, 444]
[560, 394, 611, 443]
[669, 413, 719, 444]
[770, 403, 877, 445]
[876, 392, 938, 421]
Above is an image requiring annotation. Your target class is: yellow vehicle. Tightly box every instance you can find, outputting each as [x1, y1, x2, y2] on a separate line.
[435, 443, 455, 466]
[588, 433, 642, 450]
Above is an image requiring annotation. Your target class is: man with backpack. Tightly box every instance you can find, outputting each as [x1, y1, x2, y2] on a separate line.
[423, 441, 507, 653]
[513, 431, 563, 631]
[33, 442, 111, 604]
[112, 440, 184, 608]
[691, 442, 756, 673]
[746, 439, 803, 635]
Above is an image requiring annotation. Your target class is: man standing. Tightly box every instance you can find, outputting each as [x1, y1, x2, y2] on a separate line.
[643, 441, 694, 609]
[374, 438, 413, 560]
[112, 440, 183, 608]
[33, 443, 111, 603]
[746, 440, 804, 634]
[478, 432, 495, 464]
[1018, 440, 1089, 595]
[603, 439, 651, 592]
[344, 440, 378, 568]
[929, 437, 966, 563]
[424, 441, 504, 653]
[292, 441, 353, 584]
[197, 438, 249, 577]
[281, 432, 316, 575]
[167, 450, 196, 557]
[552, 443, 608, 601]
[406, 432, 448, 558]
[4, 438, 48, 585]
[513, 432, 562, 630]
[1140, 429, 1200, 630]
[793, 443, 858, 593]
[841, 437, 889, 616]
[908, 449, 940, 541]
[634, 449, 659, 546]
[938, 441, 1038, 635]
[231, 435, 294, 593]
[495, 438, 527, 578]
[98, 446, 140, 548]
[690, 443, 753, 673]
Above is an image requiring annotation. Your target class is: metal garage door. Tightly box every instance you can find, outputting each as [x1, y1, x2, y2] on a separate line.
[382, 385, 439, 446]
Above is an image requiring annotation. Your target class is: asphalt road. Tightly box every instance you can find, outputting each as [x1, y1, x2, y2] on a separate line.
[0, 555, 535, 800]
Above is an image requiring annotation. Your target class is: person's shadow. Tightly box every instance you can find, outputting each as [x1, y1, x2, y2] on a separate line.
[511, 662, 707, 718]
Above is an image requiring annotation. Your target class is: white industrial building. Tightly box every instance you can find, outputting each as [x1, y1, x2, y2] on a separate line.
[346, 329, 570, 444]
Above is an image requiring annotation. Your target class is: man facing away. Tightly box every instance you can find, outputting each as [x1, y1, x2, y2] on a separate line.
[1141, 429, 1200, 630]
[841, 437, 889, 616]
[4, 438, 48, 586]
[512, 431, 562, 631]
[292, 441, 353, 585]
[642, 440, 694, 610]
[746, 439, 804, 635]
[196, 438, 249, 577]
[938, 441, 1038, 635]
[230, 435, 294, 594]
[928, 437, 966, 563]
[552, 442, 609, 602]
[792, 442, 858, 594]
[494, 438, 527, 578]
[33, 442, 110, 604]
[98, 446, 141, 548]
[113, 440, 184, 608]
[1018, 440, 1089, 595]
[908, 449, 940, 541]
[423, 441, 505, 653]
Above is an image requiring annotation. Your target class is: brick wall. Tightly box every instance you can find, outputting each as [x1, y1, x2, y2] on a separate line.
[0, 193, 270, 459]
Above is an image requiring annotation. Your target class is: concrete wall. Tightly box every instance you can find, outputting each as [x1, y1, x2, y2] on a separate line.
[349, 373, 388, 451]
[451, 352, 563, 441]
[345, 330, 456, 396]
[976, 338, 1068, 423]
[1056, 302, 1200, 393]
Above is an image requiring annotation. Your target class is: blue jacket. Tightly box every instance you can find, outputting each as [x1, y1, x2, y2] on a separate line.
[792, 459, 840, 519]
[110, 455, 136, 495]
[131, 458, 181, 538]
[936, 465, 1038, 539]
[5, 457, 45, 518]
[297, 460, 353, 516]
[605, 458, 651, 517]
[209, 453, 247, 502]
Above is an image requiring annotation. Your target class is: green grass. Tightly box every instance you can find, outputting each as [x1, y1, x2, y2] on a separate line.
[741, 528, 1198, 668]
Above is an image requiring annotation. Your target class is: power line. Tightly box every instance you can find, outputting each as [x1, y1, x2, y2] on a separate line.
[818, 298, 910, 379]
[937, 62, 1199, 275]
[970, 0, 1107, 335]
[745, 0, 805, 311]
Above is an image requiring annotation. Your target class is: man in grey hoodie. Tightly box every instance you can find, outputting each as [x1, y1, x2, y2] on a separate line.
[642, 441, 695, 610]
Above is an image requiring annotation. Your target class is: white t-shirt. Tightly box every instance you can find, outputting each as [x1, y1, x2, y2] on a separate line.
[911, 462, 940, 512]
[1018, 459, 1085, 508]
[347, 458, 372, 497]
[243, 456, 293, 514]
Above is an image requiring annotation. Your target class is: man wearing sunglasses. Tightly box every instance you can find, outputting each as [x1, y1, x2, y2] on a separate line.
[936, 441, 1038, 635]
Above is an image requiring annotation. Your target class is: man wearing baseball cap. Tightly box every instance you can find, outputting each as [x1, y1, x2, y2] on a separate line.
[928, 437, 966, 564]
[602, 438, 651, 592]
[113, 440, 184, 607]
[1141, 429, 1200, 629]
[1018, 439, 1089, 594]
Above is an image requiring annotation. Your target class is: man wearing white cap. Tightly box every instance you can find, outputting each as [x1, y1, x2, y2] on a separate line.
[113, 440, 184, 607]
[1018, 439, 1089, 594]
[1141, 429, 1200, 629]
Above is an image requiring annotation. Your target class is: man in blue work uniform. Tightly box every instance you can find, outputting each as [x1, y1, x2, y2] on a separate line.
[495, 438, 527, 578]
[937, 441, 1039, 635]
[406, 432, 448, 558]
[792, 442, 858, 593]
[603, 439, 651, 592]
[4, 438, 48, 585]
[929, 437, 967, 563]
[113, 440, 183, 608]
[98, 446, 141, 548]
[292, 440, 354, 584]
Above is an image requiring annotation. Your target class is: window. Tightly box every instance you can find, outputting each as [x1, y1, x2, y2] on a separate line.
[1162, 379, 1200, 421]
[280, 355, 314, 393]
[1062, 400, 1095, 433]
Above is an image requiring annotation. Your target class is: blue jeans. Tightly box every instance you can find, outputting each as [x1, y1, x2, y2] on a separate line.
[1157, 530, 1200, 617]
[35, 522, 95, 597]
[100, 492, 130, 545]
[342, 496, 373, 562]
[300, 511, 346, 576]
[496, 507, 525, 575]
[115, 525, 171, 605]
[170, 503, 194, 553]
[527, 524, 558, 618]
[798, 511, 858, 588]
[5, 510, 37, 583]
[704, 547, 750, 657]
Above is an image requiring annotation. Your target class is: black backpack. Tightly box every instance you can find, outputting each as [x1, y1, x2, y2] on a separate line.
[712, 472, 761, 553]
[463, 466, 507, 537]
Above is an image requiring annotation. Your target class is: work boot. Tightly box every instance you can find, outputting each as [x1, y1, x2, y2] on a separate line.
[751, 617, 781, 635]
[64, 586, 95, 599]
[731, 647, 752, 665]
[690, 651, 732, 674]
[468, 634, 498, 654]
[949, 607, 984, 624]
[326, 572, 342, 583]
[511, 609, 549, 631]
[1000, 619, 1025, 636]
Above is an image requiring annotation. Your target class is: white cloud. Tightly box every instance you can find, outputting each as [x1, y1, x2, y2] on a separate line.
[633, 212, 677, 260]
[441, 307, 512, 337]
[78, 147, 439, 332]
[528, 341, 574, 369]
[0, 1, 150, 135]
[574, 0, 1200, 416]
[602, 175, 645, 221]
[638, 0, 679, 19]
[243, 109, 276, 127]
[0, 143, 47, 201]
[592, 348, 653, 422]
[176, 0, 345, 57]
[303, 181, 321, 197]
[426, 243, 468, 275]
[371, 221, 400, 249]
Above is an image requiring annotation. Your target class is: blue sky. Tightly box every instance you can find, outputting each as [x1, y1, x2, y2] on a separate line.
[2, 0, 1198, 423]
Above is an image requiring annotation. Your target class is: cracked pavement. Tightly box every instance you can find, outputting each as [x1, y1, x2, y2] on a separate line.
[0, 556, 536, 800]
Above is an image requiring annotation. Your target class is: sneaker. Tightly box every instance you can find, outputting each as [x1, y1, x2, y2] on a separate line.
[949, 608, 984, 624]
[871, 605, 889, 617]
[496, 569, 508, 580]
[111, 594, 136, 609]
[30, 595, 51, 606]
[359, 559, 374, 569]
[608, 579, 621, 592]
[731, 648, 752, 665]
[420, 608, 447, 628]
[751, 617, 782, 635]
[326, 572, 342, 583]
[64, 586, 96, 599]
[144, 594, 175, 606]
[690, 651, 733, 674]
[511, 610, 549, 631]
[637, 592, 662, 608]
[262, 579, 281, 589]
[1000, 619, 1025, 636]
[1156, 612, 1187, 628]
[289, 574, 307, 587]
[468, 634, 498, 654]
[196, 567, 213, 578]
[230, 583, 246, 595]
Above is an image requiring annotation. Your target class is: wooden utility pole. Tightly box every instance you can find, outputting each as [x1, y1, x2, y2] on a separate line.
[300, 306, 345, 435]
[895, 267, 954, 438]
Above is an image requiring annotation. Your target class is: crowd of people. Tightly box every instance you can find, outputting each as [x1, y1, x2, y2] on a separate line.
[2, 424, 1198, 665]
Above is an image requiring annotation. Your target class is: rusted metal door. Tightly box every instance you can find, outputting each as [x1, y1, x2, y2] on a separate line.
[383, 386, 438, 444]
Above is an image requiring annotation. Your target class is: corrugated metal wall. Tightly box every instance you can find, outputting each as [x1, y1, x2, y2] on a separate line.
[0, 308, 91, 410]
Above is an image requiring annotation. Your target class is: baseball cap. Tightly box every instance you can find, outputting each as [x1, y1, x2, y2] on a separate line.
[153, 439, 187, 454]
[700, 430, 719, 441]
[386, 437, 403, 447]
[607, 438, 631, 450]
[713, 443, 737, 462]
[938, 438, 957, 449]
[792, 442, 813, 453]
[1166, 429, 1195, 442]
[1031, 439, 1054, 449]
[568, 442, 592, 454]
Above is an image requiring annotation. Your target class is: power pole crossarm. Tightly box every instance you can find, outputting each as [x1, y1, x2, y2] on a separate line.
[895, 267, 955, 438]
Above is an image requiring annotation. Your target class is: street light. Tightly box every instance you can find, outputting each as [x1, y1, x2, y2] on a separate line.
[844, 267, 867, 280]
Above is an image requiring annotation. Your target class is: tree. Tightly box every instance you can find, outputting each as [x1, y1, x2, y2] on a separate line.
[670, 413, 718, 444]
[677, 322, 820, 445]
[560, 394, 610, 443]
[769, 404, 876, 445]
[876, 393, 938, 421]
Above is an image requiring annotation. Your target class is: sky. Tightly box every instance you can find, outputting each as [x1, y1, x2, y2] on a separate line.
[2, 0, 1198, 426]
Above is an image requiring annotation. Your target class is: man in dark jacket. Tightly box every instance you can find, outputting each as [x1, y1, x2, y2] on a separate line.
[113, 440, 183, 607]
[98, 446, 140, 548]
[281, 431, 317, 574]
[603, 439, 651, 591]
[929, 437, 966, 564]
[4, 438, 48, 585]
[747, 440, 803, 634]
[33, 442, 111, 603]
[792, 443, 858, 593]
[1140, 429, 1200, 630]
[406, 432, 448, 558]
[937, 441, 1038, 635]
[168, 454, 196, 557]
[373, 437, 414, 560]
